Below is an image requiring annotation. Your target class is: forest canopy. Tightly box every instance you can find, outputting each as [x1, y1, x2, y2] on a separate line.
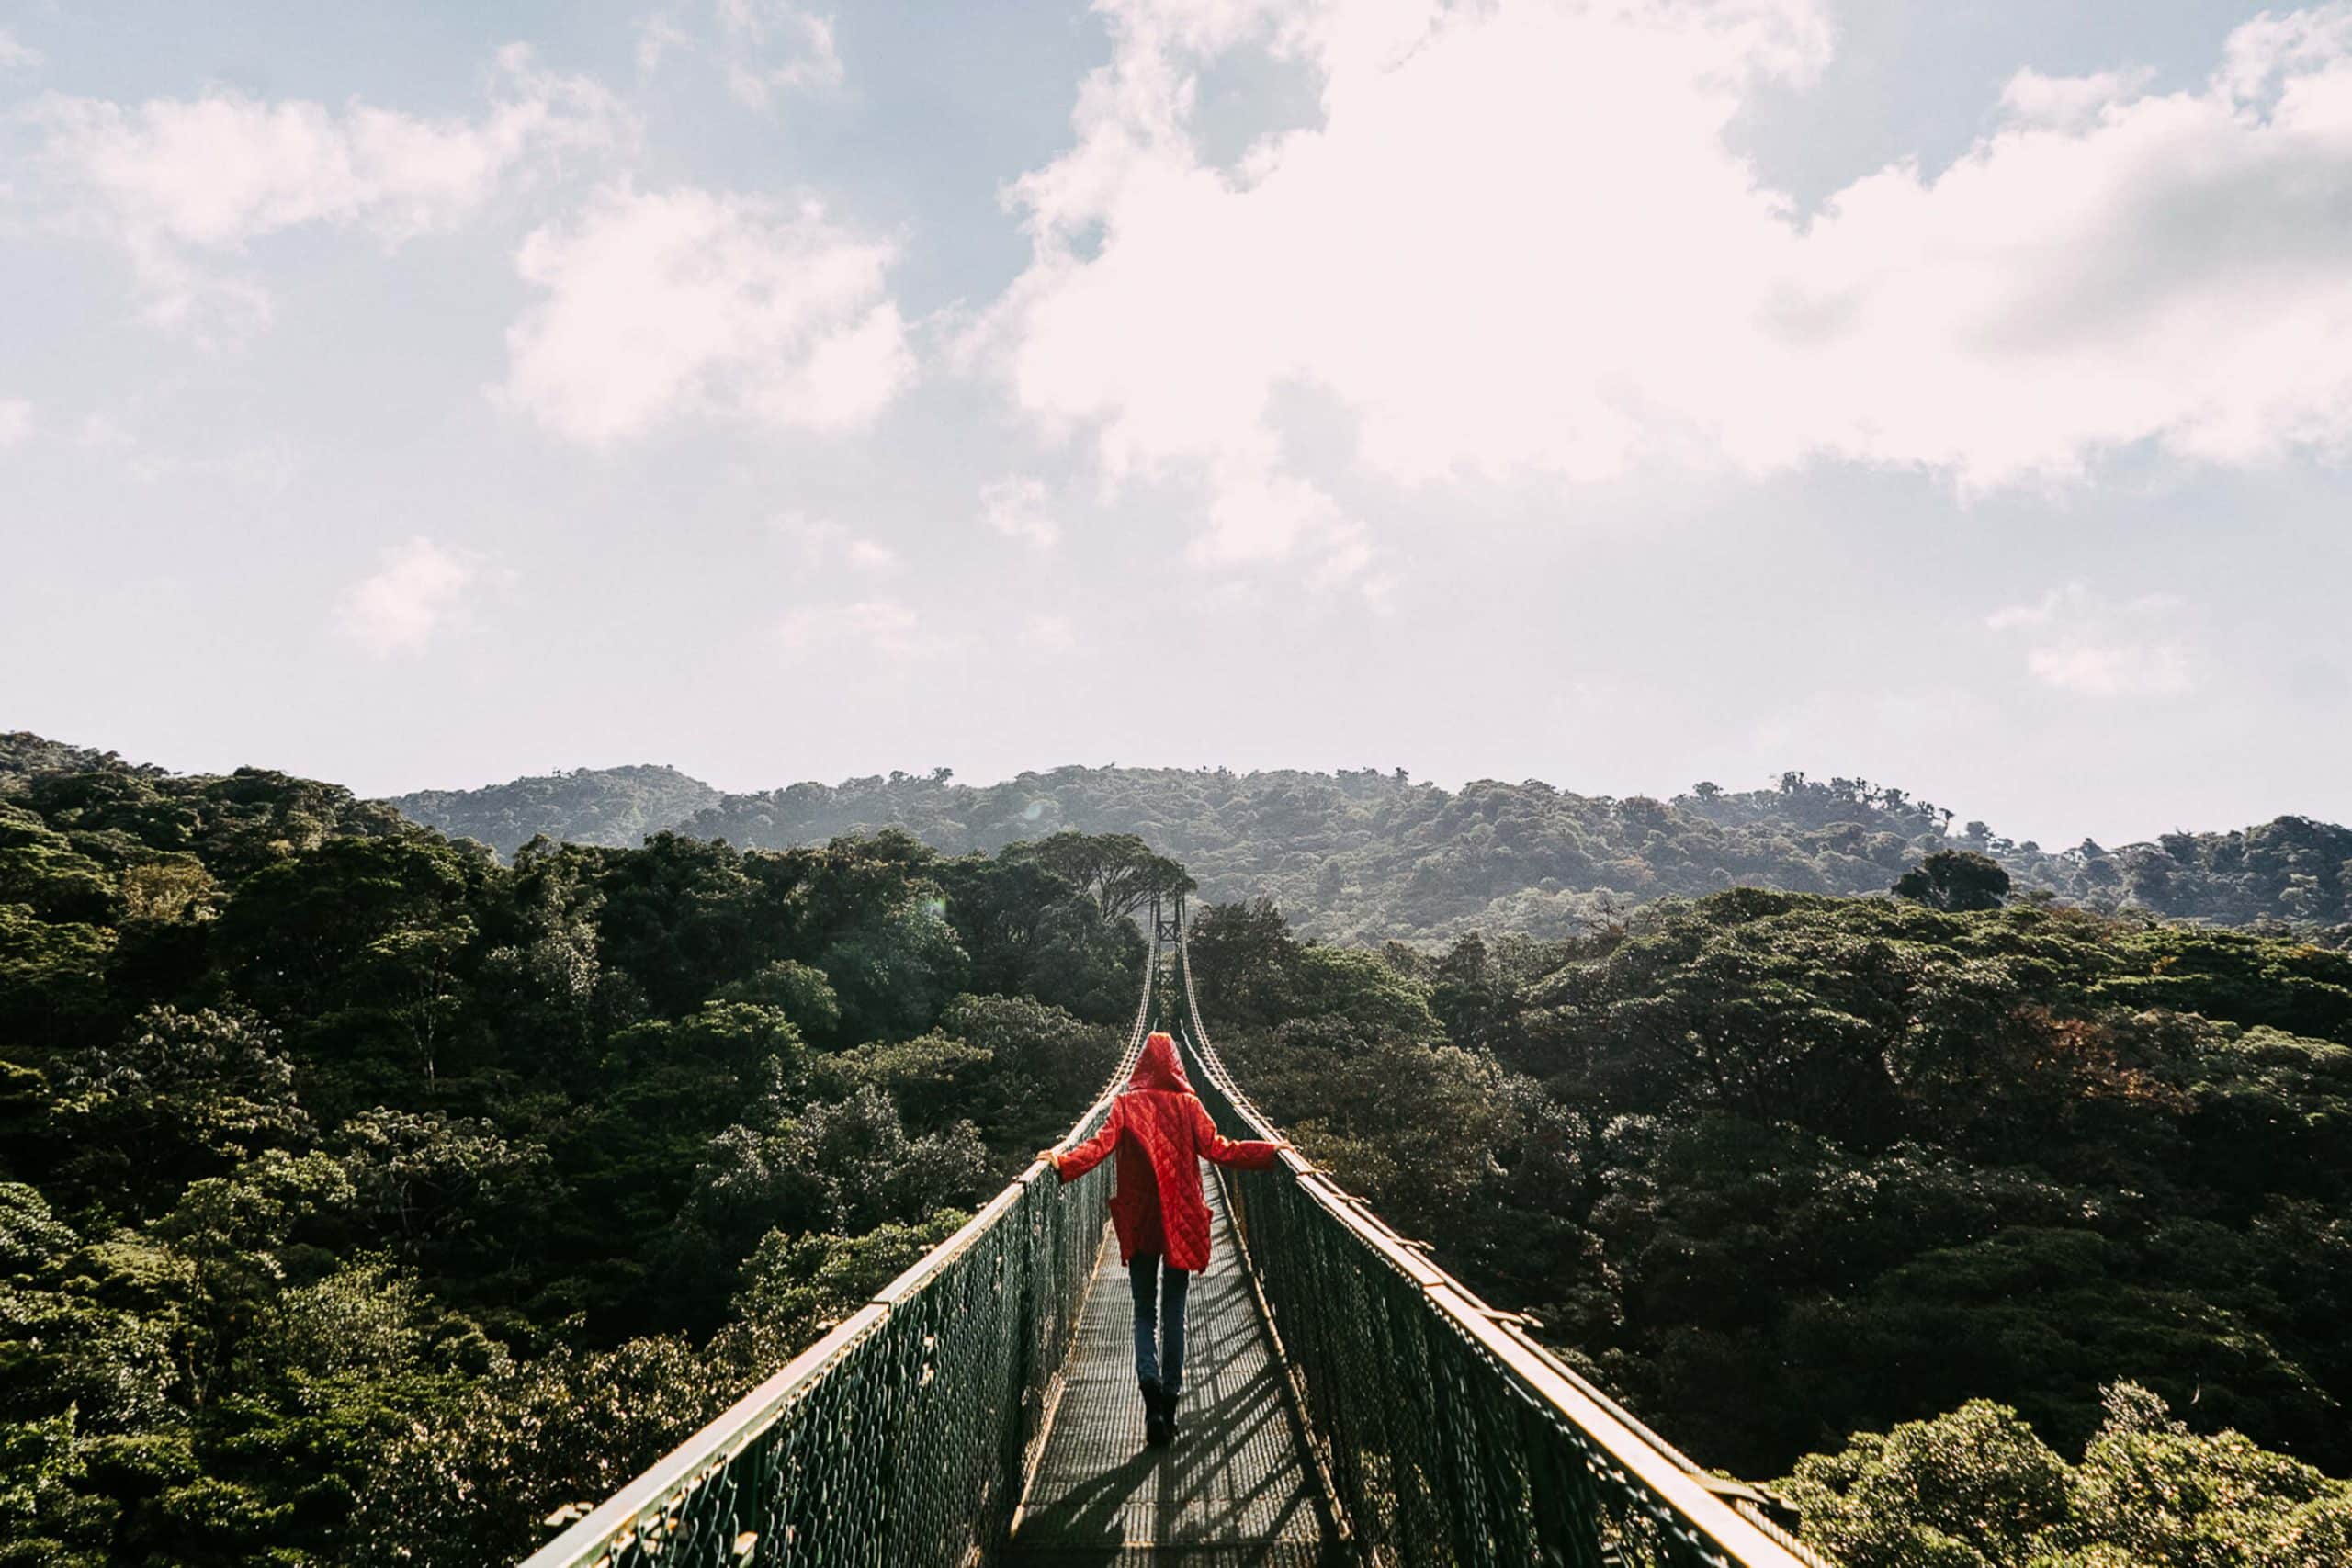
[0, 742, 1144, 1565]
[9, 734, 2352, 1566]
[1180, 888, 2352, 1562]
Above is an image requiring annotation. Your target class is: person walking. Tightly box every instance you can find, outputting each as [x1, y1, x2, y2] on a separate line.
[1039, 1031, 1287, 1448]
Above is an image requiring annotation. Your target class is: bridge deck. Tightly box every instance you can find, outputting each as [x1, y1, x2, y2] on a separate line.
[1004, 1163, 1343, 1568]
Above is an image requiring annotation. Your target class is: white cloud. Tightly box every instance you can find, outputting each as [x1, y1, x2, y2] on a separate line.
[25, 47, 628, 338]
[342, 536, 476, 658]
[979, 476, 1062, 549]
[1193, 463, 1340, 567]
[843, 537, 899, 572]
[636, 13, 694, 73]
[76, 411, 132, 450]
[636, 3, 840, 107]
[1997, 66, 2156, 130]
[0, 28, 42, 69]
[499, 183, 912, 442]
[776, 597, 935, 660]
[776, 512, 899, 572]
[635, 3, 837, 107]
[0, 400, 31, 448]
[718, 0, 843, 107]
[2024, 642, 2197, 697]
[1988, 585, 2199, 696]
[979, 0, 2352, 570]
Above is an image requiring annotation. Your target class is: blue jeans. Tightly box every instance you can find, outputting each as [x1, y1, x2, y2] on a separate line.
[1128, 1254, 1191, 1393]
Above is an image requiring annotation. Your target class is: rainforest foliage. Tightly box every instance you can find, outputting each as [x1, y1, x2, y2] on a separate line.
[380, 755, 2352, 942]
[12, 734, 2352, 1567]
[0, 745, 1142, 1566]
[1185, 889, 2352, 1562]
[1778, 1382, 2351, 1567]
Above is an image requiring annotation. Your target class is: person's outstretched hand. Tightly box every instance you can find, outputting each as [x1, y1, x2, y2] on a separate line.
[1035, 1148, 1060, 1170]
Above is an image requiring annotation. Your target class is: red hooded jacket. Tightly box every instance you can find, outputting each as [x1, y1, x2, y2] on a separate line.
[1049, 1032, 1282, 1271]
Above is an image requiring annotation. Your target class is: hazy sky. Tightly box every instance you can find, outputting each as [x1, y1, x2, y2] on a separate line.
[5, 0, 2349, 848]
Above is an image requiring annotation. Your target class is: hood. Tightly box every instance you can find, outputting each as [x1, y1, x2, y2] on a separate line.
[1127, 1031, 1193, 1094]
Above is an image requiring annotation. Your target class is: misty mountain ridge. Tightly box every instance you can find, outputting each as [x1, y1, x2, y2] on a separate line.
[385, 763, 722, 857]
[374, 755, 2352, 943]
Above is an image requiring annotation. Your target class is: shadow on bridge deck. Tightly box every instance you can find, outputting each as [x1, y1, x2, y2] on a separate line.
[1004, 1163, 1344, 1568]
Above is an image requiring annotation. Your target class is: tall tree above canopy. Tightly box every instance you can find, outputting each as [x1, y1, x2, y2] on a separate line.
[1894, 850, 2013, 913]
[1001, 831, 1193, 924]
[1185, 897, 1299, 1026]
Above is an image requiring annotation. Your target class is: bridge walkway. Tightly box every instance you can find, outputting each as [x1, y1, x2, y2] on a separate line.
[1003, 1159, 1342, 1568]
[522, 901, 1826, 1568]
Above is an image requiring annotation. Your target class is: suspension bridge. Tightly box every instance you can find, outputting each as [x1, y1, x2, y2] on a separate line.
[522, 902, 1825, 1568]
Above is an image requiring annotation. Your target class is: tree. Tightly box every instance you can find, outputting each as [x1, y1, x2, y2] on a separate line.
[1894, 850, 2011, 912]
[718, 1211, 967, 1371]
[932, 853, 1142, 1024]
[1186, 898, 1298, 1024]
[52, 1005, 311, 1216]
[587, 832, 762, 1015]
[336, 1110, 559, 1270]
[823, 1032, 1000, 1134]
[817, 897, 970, 1042]
[360, 1334, 729, 1567]
[673, 1089, 990, 1269]
[949, 993, 1117, 1096]
[775, 1089, 990, 1235]
[714, 959, 841, 1040]
[1000, 832, 1194, 924]
[607, 1000, 806, 1090]
[1777, 1383, 2352, 1568]
[1285, 945, 1440, 1043]
[212, 838, 486, 1101]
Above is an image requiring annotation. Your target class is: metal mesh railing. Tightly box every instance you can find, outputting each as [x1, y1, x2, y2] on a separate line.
[1170, 927, 1824, 1568]
[519, 933, 1162, 1568]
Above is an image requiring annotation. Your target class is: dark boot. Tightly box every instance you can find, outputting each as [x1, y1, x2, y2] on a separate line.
[1159, 1383, 1182, 1443]
[1140, 1377, 1170, 1448]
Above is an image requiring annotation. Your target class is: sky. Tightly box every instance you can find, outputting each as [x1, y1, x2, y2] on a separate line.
[3, 0, 2350, 850]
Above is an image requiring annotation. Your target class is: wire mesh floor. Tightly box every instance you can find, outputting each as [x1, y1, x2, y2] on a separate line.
[1003, 1164, 1345, 1568]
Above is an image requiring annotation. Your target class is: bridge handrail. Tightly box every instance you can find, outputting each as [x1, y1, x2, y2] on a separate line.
[517, 929, 1162, 1568]
[1172, 924, 1825, 1568]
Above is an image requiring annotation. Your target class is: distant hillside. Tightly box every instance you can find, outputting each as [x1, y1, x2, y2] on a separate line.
[2, 730, 424, 880]
[376, 756, 2352, 942]
[386, 764, 723, 853]
[0, 730, 160, 784]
